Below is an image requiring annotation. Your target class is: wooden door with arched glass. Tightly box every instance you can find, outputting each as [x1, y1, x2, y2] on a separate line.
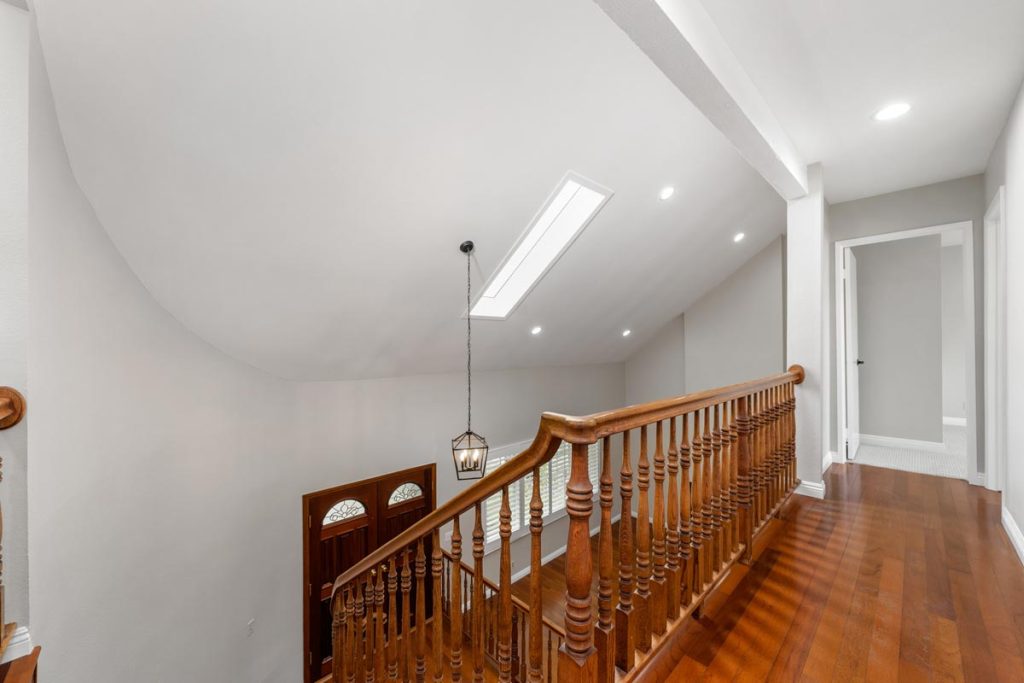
[302, 464, 436, 683]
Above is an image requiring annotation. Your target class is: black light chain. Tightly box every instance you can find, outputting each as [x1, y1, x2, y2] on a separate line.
[466, 246, 472, 434]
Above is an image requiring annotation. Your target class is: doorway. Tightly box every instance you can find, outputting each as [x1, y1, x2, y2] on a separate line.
[835, 221, 978, 481]
[302, 464, 436, 683]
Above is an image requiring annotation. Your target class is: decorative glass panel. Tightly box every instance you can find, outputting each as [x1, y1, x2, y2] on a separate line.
[323, 499, 366, 525]
[387, 482, 424, 506]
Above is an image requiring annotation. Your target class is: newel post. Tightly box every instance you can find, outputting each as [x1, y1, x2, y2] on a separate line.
[559, 442, 598, 682]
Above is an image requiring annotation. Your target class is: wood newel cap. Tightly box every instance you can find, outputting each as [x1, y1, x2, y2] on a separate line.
[787, 365, 805, 385]
[0, 387, 25, 430]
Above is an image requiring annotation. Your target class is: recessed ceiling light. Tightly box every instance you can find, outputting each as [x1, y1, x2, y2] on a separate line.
[659, 186, 675, 201]
[872, 102, 911, 121]
[470, 172, 612, 319]
[733, 232, 745, 243]
[622, 329, 632, 337]
[531, 326, 542, 335]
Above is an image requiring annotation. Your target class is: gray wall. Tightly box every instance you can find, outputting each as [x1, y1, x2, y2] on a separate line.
[852, 237, 943, 441]
[827, 175, 985, 466]
[0, 1, 28, 630]
[941, 245, 966, 419]
[684, 236, 786, 392]
[984, 75, 1023, 524]
[624, 315, 685, 405]
[623, 236, 786, 405]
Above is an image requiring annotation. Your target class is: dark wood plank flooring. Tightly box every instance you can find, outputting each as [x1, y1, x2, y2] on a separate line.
[512, 463, 1024, 682]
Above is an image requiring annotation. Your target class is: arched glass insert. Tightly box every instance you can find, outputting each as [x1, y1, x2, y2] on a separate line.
[323, 499, 366, 525]
[387, 482, 424, 506]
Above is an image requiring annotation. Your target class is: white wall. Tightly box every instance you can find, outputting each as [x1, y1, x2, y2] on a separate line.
[985, 77, 1024, 528]
[852, 236, 943, 442]
[941, 245, 966, 419]
[0, 1, 28, 630]
[827, 175, 985, 465]
[684, 237, 785, 392]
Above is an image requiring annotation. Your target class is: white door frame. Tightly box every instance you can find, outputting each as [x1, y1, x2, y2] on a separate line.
[984, 187, 1007, 491]
[834, 220, 978, 483]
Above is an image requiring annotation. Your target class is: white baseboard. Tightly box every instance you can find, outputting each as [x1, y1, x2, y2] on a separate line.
[510, 512, 621, 583]
[943, 416, 967, 427]
[859, 433, 946, 452]
[970, 473, 986, 487]
[795, 480, 826, 500]
[1002, 506, 1024, 567]
[0, 627, 31, 664]
[823, 451, 837, 474]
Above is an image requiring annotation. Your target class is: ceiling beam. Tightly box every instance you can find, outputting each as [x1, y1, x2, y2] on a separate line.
[594, 0, 808, 200]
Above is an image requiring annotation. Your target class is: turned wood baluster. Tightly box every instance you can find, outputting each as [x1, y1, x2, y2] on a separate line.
[355, 579, 367, 682]
[711, 404, 724, 573]
[666, 416, 681, 620]
[450, 518, 464, 682]
[473, 504, 485, 683]
[387, 560, 398, 681]
[528, 467, 543, 683]
[615, 430, 635, 672]
[511, 611, 520, 682]
[757, 390, 768, 525]
[750, 391, 761, 528]
[651, 420, 668, 635]
[333, 592, 345, 683]
[719, 402, 732, 561]
[690, 409, 704, 595]
[375, 568, 386, 682]
[499, 486, 513, 682]
[789, 382, 797, 490]
[773, 386, 783, 510]
[559, 442, 598, 681]
[346, 590, 357, 683]
[679, 414, 693, 607]
[432, 530, 444, 683]
[765, 387, 776, 514]
[596, 436, 615, 683]
[738, 395, 754, 562]
[367, 577, 377, 683]
[634, 427, 652, 653]
[701, 408, 715, 587]
[401, 551, 412, 681]
[414, 539, 427, 683]
[729, 400, 741, 554]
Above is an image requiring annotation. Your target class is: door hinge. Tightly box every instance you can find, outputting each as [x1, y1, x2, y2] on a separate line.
[308, 515, 312, 529]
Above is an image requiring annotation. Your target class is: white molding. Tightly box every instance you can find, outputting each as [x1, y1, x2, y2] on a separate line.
[943, 416, 967, 427]
[795, 480, 826, 499]
[1002, 506, 1024, 567]
[970, 473, 986, 487]
[822, 451, 836, 473]
[859, 433, 946, 452]
[0, 627, 31, 664]
[510, 513, 621, 583]
[833, 219, 979, 485]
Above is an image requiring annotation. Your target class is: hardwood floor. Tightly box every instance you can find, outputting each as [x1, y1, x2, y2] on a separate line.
[513, 463, 1024, 682]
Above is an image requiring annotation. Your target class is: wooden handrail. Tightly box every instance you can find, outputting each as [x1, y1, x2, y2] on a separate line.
[333, 366, 802, 595]
[0, 387, 26, 431]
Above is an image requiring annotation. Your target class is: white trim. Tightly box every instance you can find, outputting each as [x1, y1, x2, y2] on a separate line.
[859, 433, 947, 452]
[0, 627, 32, 664]
[795, 480, 826, 499]
[943, 416, 967, 427]
[823, 450, 836, 474]
[834, 220, 978, 483]
[1002, 506, 1024, 567]
[510, 513, 621, 583]
[985, 187, 1007, 492]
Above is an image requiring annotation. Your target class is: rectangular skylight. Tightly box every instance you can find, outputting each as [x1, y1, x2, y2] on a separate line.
[470, 172, 612, 319]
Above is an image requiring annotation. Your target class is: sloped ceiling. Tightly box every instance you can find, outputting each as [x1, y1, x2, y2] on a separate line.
[32, 0, 784, 380]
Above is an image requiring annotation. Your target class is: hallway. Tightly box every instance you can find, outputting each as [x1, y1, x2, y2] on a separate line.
[656, 463, 1020, 681]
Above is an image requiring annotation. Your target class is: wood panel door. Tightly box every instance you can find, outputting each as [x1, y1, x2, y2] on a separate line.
[302, 464, 436, 683]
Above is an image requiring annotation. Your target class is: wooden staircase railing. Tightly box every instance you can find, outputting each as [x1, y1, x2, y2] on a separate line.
[329, 366, 804, 682]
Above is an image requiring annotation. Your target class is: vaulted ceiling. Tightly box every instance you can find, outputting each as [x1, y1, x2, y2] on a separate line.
[32, 0, 784, 380]
[31, 0, 1022, 380]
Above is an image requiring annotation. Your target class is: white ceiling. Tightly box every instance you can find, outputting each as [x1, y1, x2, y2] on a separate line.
[33, 0, 784, 380]
[698, 0, 1024, 203]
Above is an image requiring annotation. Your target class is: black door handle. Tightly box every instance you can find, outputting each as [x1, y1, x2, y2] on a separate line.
[856, 359, 865, 366]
